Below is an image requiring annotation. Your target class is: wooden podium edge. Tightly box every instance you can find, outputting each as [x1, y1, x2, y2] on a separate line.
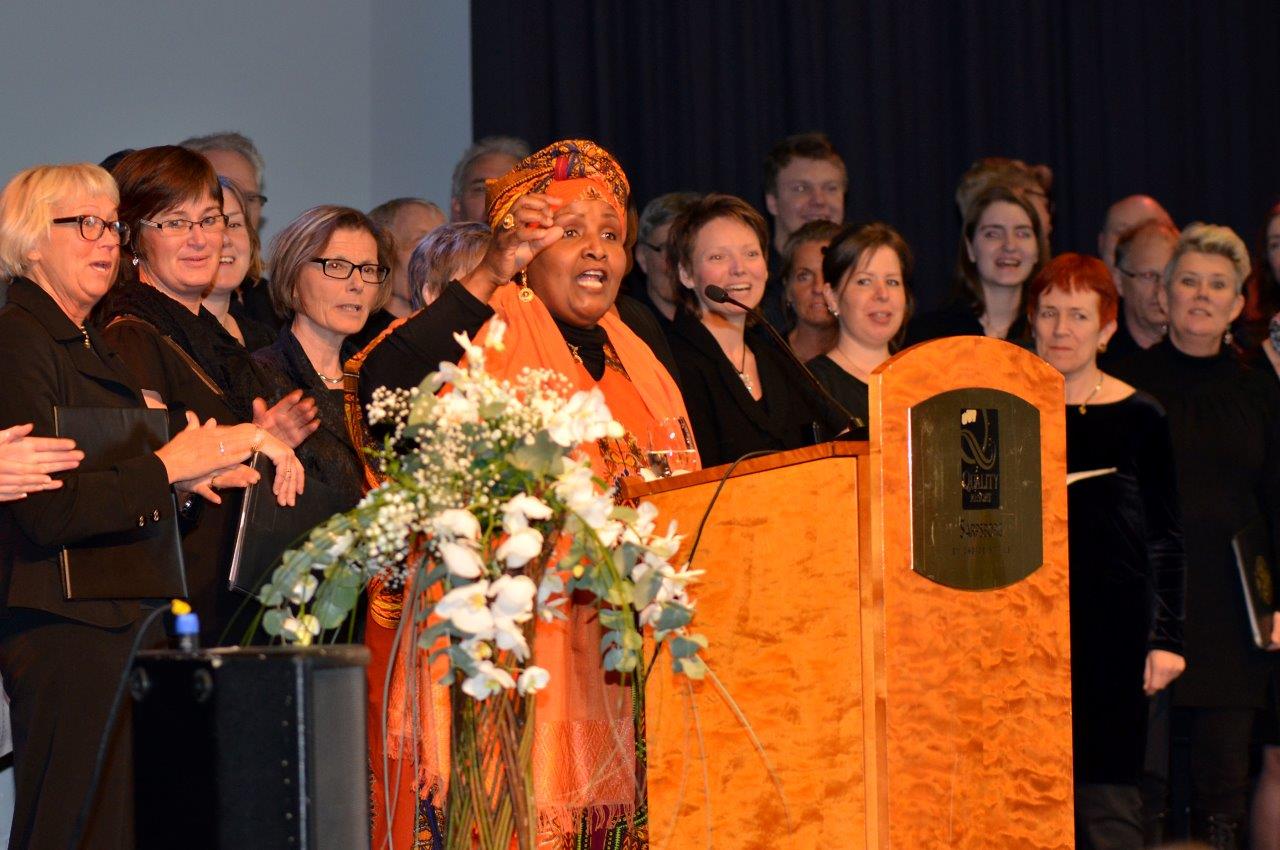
[618, 440, 868, 501]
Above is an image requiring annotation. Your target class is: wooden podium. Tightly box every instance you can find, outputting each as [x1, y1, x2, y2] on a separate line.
[623, 337, 1072, 849]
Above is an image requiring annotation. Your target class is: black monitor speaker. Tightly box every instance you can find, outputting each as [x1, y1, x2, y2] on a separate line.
[132, 644, 370, 850]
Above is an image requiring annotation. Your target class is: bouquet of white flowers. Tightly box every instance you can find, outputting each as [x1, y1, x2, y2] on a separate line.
[256, 320, 705, 849]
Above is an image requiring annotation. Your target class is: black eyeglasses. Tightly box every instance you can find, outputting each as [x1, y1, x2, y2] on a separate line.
[1117, 266, 1162, 286]
[310, 257, 390, 284]
[52, 215, 130, 243]
[139, 214, 229, 235]
[245, 193, 268, 208]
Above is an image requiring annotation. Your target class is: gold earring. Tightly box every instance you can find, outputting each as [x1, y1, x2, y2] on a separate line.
[517, 270, 534, 303]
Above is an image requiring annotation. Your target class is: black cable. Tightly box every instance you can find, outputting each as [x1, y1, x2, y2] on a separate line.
[67, 603, 170, 850]
[685, 450, 774, 570]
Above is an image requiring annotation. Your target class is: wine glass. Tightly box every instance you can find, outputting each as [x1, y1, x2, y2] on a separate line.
[646, 417, 697, 477]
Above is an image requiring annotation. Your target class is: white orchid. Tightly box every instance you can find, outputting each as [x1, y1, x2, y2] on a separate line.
[326, 532, 354, 560]
[500, 494, 553, 532]
[287, 574, 318, 604]
[536, 573, 566, 622]
[489, 575, 536, 623]
[493, 619, 530, 660]
[494, 527, 543, 568]
[435, 580, 494, 635]
[281, 613, 322, 646]
[439, 540, 485, 579]
[434, 508, 481, 542]
[461, 660, 515, 700]
[546, 387, 624, 447]
[486, 318, 507, 352]
[517, 666, 550, 695]
[451, 330, 485, 368]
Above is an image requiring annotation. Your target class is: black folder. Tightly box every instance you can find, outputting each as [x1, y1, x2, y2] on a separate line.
[227, 453, 351, 597]
[53, 405, 187, 600]
[1232, 516, 1277, 649]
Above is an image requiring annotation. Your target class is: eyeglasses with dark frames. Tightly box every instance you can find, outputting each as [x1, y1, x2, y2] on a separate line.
[138, 214, 229, 235]
[639, 240, 667, 255]
[245, 193, 268, 208]
[51, 215, 130, 243]
[1117, 266, 1162, 286]
[310, 257, 390, 284]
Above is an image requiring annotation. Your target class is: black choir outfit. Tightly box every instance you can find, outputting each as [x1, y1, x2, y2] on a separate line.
[806, 354, 869, 432]
[0, 278, 174, 850]
[1112, 339, 1280, 824]
[96, 278, 270, 641]
[252, 328, 365, 510]
[663, 307, 833, 469]
[1064, 391, 1185, 849]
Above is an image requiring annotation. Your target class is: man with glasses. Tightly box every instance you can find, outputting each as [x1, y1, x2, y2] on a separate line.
[180, 131, 269, 233]
[1100, 219, 1180, 368]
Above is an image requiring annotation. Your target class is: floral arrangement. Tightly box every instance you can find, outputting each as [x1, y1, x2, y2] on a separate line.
[255, 320, 705, 848]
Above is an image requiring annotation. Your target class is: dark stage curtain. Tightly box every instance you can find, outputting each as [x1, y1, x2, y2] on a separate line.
[470, 1, 1280, 310]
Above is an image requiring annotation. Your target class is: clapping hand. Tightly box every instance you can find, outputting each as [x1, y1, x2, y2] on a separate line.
[0, 423, 83, 501]
[253, 390, 320, 449]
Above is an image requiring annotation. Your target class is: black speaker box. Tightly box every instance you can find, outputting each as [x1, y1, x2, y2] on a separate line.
[131, 645, 370, 849]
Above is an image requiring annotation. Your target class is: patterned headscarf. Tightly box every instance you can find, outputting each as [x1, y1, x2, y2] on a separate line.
[485, 139, 629, 230]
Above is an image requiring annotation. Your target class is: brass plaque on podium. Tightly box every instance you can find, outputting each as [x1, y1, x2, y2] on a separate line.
[908, 388, 1042, 589]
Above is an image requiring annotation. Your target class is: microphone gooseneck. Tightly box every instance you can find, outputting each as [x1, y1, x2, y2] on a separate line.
[701, 285, 865, 435]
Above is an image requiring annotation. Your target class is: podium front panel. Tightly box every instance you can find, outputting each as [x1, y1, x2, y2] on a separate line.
[643, 451, 869, 849]
[868, 337, 1072, 849]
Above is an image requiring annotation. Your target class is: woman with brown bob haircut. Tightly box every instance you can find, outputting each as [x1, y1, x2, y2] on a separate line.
[663, 193, 840, 467]
[907, 184, 1048, 347]
[253, 205, 392, 510]
[96, 145, 312, 640]
[806, 222, 915, 436]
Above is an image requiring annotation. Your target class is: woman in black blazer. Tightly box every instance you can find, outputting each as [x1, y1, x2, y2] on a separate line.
[663, 194, 835, 468]
[0, 163, 301, 850]
[96, 146, 316, 640]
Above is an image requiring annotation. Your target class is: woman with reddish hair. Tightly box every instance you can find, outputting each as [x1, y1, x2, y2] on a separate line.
[1029, 252, 1186, 850]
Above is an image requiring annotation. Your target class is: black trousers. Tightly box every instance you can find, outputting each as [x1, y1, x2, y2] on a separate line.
[0, 610, 158, 850]
[1178, 706, 1258, 821]
[1075, 783, 1143, 850]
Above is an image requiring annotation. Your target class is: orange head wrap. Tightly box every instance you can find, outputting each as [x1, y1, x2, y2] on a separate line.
[485, 139, 630, 231]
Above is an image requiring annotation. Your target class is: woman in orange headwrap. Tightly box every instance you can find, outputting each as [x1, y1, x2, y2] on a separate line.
[359, 140, 694, 849]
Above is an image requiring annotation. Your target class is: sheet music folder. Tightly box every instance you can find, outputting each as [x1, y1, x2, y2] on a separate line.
[227, 453, 349, 597]
[53, 405, 187, 600]
[1232, 516, 1277, 649]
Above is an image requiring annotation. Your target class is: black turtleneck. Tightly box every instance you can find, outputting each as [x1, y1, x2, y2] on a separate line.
[1111, 338, 1280, 708]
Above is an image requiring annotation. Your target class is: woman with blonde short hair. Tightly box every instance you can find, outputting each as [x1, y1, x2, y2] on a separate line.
[0, 162, 298, 850]
[1114, 223, 1280, 845]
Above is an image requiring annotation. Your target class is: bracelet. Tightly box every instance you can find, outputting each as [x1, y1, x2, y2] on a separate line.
[250, 426, 266, 454]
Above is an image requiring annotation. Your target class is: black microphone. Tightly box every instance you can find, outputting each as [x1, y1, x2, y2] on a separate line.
[702, 285, 865, 437]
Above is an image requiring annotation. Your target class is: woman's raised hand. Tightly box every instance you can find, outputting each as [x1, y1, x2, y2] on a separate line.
[462, 193, 565, 300]
[253, 390, 320, 448]
[0, 423, 83, 502]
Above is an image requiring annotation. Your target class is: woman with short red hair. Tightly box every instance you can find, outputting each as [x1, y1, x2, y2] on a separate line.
[1028, 252, 1186, 850]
